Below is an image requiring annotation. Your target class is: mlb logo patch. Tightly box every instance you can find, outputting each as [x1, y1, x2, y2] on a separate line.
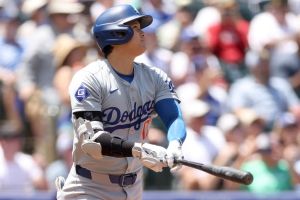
[75, 85, 90, 102]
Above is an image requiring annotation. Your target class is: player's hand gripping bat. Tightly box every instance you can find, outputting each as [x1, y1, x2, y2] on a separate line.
[84, 130, 253, 184]
[175, 159, 253, 185]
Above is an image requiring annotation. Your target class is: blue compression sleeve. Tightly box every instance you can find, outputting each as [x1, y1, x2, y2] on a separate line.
[154, 99, 186, 143]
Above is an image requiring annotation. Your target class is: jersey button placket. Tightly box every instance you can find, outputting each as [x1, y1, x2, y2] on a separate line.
[129, 86, 136, 134]
[129, 86, 135, 102]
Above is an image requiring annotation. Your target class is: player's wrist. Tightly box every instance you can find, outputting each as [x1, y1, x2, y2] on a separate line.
[166, 139, 183, 171]
[132, 142, 142, 158]
[168, 139, 182, 149]
[132, 142, 167, 172]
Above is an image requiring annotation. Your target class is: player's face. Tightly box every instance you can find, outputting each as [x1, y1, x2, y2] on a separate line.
[124, 21, 146, 55]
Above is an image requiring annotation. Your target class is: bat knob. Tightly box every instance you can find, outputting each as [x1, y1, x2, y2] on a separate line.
[243, 172, 254, 185]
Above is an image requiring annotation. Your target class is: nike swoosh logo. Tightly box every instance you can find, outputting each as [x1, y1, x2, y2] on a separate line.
[110, 89, 118, 94]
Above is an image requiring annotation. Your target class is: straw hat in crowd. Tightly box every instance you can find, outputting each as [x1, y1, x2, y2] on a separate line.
[53, 34, 87, 69]
[48, 0, 84, 15]
[21, 0, 47, 17]
[217, 113, 240, 134]
[180, 99, 210, 123]
[235, 108, 265, 127]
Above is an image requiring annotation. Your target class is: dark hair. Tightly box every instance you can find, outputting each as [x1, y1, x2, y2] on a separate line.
[102, 45, 113, 58]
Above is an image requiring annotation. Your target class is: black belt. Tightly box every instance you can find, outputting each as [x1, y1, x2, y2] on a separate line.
[75, 165, 137, 187]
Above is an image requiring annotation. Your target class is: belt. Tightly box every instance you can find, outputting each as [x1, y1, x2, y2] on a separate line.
[75, 165, 137, 187]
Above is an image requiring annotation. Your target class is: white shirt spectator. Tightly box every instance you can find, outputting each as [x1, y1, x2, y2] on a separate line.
[192, 6, 221, 39]
[135, 47, 173, 73]
[248, 11, 300, 54]
[182, 126, 225, 177]
[0, 146, 44, 193]
[228, 76, 300, 127]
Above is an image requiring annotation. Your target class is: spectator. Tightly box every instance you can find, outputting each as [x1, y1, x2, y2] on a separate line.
[240, 133, 295, 193]
[169, 31, 207, 86]
[174, 33, 227, 125]
[141, 0, 174, 27]
[228, 50, 300, 131]
[15, 0, 85, 163]
[235, 108, 266, 162]
[17, 0, 48, 45]
[216, 113, 244, 156]
[248, 0, 300, 52]
[206, 0, 249, 84]
[46, 132, 73, 191]
[248, 0, 300, 97]
[89, 0, 115, 22]
[157, 5, 196, 51]
[215, 113, 252, 190]
[0, 16, 23, 72]
[0, 15, 23, 131]
[177, 99, 225, 190]
[288, 0, 300, 15]
[217, 111, 264, 190]
[195, 57, 228, 125]
[135, 23, 173, 74]
[0, 0, 5, 23]
[53, 34, 88, 107]
[0, 121, 48, 192]
[52, 35, 88, 182]
[274, 112, 299, 149]
[272, 112, 300, 186]
[17, 0, 85, 107]
[235, 108, 266, 139]
[192, 0, 221, 39]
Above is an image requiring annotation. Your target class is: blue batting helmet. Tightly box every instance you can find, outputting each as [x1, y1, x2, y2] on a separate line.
[92, 4, 153, 49]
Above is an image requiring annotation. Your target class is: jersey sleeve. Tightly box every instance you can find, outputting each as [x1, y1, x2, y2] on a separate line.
[69, 69, 102, 113]
[152, 67, 179, 103]
[155, 99, 186, 143]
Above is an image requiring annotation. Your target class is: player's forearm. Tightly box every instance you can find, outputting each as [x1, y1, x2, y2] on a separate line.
[84, 130, 167, 172]
[73, 111, 166, 171]
[94, 132, 134, 157]
[73, 111, 134, 158]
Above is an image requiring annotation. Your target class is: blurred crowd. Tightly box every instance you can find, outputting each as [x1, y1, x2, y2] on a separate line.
[1, 0, 300, 195]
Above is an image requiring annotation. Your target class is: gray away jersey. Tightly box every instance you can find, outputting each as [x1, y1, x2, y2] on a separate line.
[68, 59, 178, 174]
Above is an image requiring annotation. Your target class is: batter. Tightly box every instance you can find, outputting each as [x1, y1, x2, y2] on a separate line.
[56, 4, 186, 200]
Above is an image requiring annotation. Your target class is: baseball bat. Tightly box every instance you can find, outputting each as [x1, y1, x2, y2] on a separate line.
[175, 159, 253, 185]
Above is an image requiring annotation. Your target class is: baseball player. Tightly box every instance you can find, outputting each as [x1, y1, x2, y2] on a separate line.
[56, 4, 187, 200]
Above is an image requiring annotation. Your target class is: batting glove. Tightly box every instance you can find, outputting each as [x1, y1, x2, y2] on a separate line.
[132, 143, 167, 172]
[166, 140, 183, 172]
[55, 176, 65, 191]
